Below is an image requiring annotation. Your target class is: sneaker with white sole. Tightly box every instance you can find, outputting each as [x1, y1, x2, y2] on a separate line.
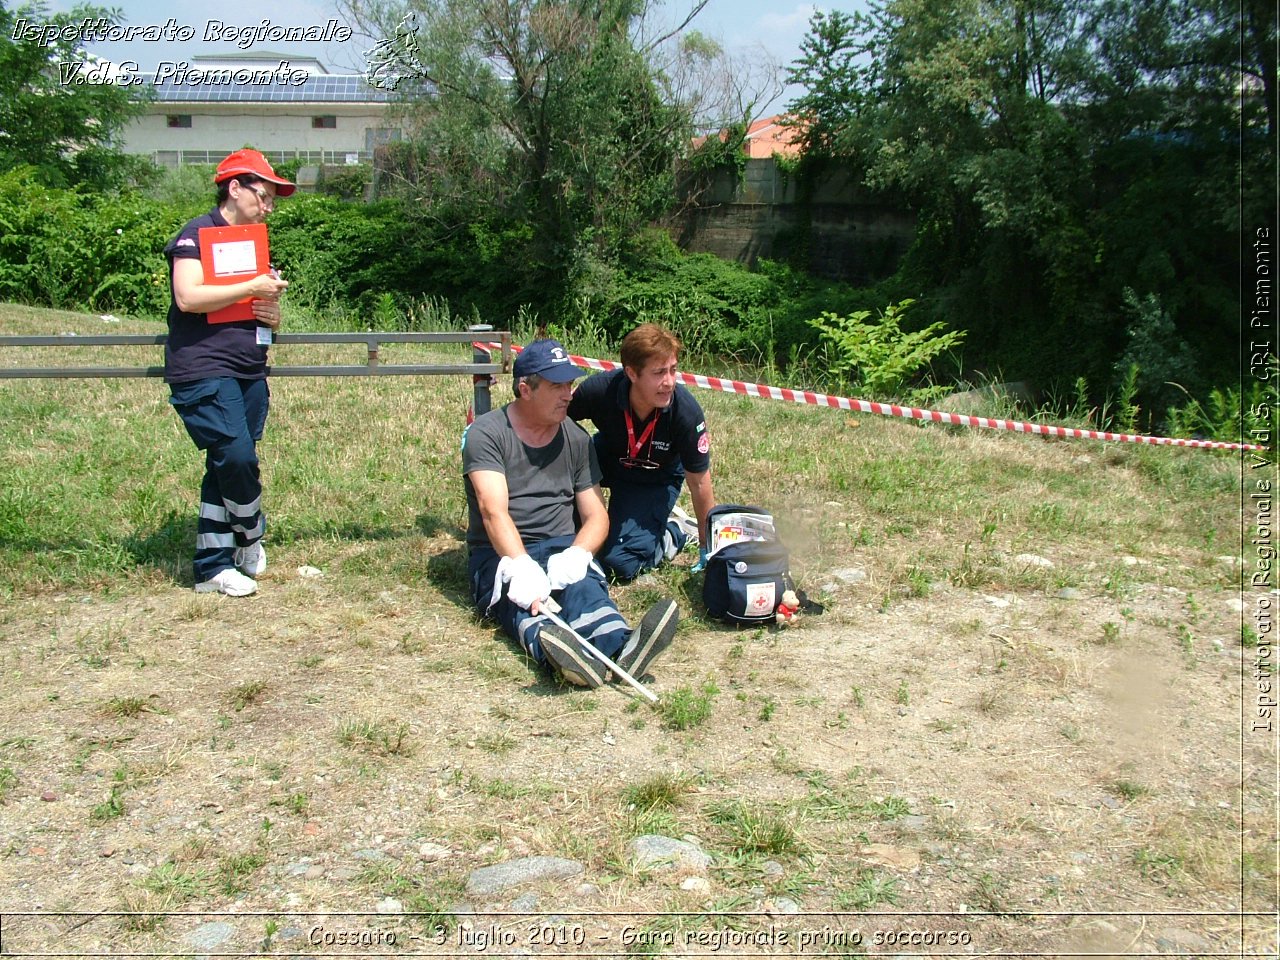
[234, 542, 266, 577]
[661, 529, 680, 562]
[195, 568, 258, 596]
[540, 622, 608, 688]
[669, 506, 699, 547]
[663, 507, 699, 561]
[616, 598, 679, 680]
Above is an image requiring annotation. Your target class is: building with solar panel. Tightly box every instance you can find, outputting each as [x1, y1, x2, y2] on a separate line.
[121, 53, 404, 169]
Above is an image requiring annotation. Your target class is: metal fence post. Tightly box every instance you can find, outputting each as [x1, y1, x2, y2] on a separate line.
[469, 324, 494, 417]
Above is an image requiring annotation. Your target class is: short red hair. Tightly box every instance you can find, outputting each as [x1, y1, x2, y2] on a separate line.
[620, 323, 681, 372]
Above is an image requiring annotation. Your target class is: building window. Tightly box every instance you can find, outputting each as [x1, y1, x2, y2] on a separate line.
[166, 115, 192, 128]
[312, 116, 337, 129]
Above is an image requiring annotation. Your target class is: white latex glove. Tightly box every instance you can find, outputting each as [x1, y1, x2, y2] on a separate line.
[546, 545, 593, 591]
[504, 553, 552, 611]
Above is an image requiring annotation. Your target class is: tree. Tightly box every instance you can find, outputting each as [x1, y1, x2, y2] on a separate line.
[663, 29, 781, 138]
[783, 10, 870, 160]
[0, 1, 149, 189]
[344, 0, 715, 304]
[784, 0, 1262, 403]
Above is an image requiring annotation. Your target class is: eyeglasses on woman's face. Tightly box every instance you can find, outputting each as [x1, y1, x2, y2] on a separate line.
[242, 183, 276, 210]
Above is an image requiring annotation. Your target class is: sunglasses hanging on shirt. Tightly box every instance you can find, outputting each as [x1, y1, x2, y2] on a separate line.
[621, 408, 661, 471]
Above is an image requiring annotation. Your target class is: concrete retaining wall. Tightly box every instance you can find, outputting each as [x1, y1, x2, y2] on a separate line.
[674, 159, 916, 284]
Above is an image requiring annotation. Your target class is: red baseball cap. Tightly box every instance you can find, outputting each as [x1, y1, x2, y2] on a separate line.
[214, 149, 296, 197]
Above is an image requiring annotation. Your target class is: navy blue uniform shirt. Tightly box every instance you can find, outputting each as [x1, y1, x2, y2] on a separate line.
[567, 369, 711, 488]
[163, 207, 268, 384]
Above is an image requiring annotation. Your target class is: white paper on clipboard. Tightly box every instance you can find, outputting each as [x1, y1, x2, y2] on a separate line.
[210, 239, 259, 277]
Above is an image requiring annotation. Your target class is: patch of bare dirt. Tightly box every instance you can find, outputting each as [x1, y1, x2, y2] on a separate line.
[0, 533, 1274, 957]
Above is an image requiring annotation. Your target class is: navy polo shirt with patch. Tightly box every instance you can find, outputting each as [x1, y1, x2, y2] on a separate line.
[163, 207, 268, 384]
[567, 369, 711, 488]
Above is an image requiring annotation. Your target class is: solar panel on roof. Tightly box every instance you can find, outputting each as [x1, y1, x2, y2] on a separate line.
[146, 72, 400, 103]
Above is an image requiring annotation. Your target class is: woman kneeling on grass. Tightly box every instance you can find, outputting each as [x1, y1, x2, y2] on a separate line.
[162, 149, 292, 596]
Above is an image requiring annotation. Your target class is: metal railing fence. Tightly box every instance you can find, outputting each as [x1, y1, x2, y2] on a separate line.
[0, 326, 510, 415]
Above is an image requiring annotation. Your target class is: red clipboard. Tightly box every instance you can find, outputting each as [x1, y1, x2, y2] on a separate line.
[198, 223, 270, 324]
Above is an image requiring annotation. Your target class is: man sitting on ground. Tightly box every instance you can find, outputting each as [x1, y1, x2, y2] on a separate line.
[462, 339, 679, 687]
[567, 323, 716, 580]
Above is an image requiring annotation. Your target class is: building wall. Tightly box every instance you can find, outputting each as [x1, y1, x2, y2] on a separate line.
[121, 104, 397, 165]
[675, 158, 916, 285]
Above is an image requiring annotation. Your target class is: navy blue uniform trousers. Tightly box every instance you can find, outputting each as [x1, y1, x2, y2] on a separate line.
[589, 430, 691, 581]
[470, 534, 631, 664]
[169, 377, 268, 583]
[597, 478, 687, 581]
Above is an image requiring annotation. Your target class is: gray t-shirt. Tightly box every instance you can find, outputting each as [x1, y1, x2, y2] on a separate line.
[462, 405, 603, 548]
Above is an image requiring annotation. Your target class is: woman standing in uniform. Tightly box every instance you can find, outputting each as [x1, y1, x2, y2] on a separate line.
[163, 149, 292, 596]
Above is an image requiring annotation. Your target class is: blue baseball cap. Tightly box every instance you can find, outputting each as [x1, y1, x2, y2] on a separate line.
[513, 339, 588, 383]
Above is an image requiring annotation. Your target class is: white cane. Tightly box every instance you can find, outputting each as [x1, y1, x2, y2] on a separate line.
[540, 598, 659, 704]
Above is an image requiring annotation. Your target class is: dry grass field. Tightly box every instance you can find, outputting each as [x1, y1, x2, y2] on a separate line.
[0, 305, 1275, 957]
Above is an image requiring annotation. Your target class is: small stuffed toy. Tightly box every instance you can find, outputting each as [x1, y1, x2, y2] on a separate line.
[775, 589, 800, 626]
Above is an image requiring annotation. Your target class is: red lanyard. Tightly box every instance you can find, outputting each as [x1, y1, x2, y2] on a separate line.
[624, 408, 659, 460]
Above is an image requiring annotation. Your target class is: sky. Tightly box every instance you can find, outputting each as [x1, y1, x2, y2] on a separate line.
[40, 0, 840, 115]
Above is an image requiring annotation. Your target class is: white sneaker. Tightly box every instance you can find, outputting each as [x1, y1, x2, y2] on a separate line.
[668, 505, 699, 547]
[234, 542, 266, 577]
[195, 568, 258, 596]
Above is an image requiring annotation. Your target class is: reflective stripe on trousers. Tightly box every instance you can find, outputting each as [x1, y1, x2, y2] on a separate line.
[169, 376, 269, 583]
[469, 535, 630, 664]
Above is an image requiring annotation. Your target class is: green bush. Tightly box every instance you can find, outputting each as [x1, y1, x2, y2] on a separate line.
[150, 164, 218, 207]
[587, 248, 779, 359]
[0, 167, 915, 373]
[316, 164, 371, 201]
[1166, 380, 1278, 451]
[0, 171, 940, 399]
[267, 195, 394, 313]
[1114, 288, 1199, 415]
[267, 198, 540, 324]
[0, 168, 192, 316]
[559, 229, 902, 375]
[808, 299, 965, 402]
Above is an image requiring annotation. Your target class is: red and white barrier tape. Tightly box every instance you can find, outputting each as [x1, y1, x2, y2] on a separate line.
[478, 342, 1268, 452]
